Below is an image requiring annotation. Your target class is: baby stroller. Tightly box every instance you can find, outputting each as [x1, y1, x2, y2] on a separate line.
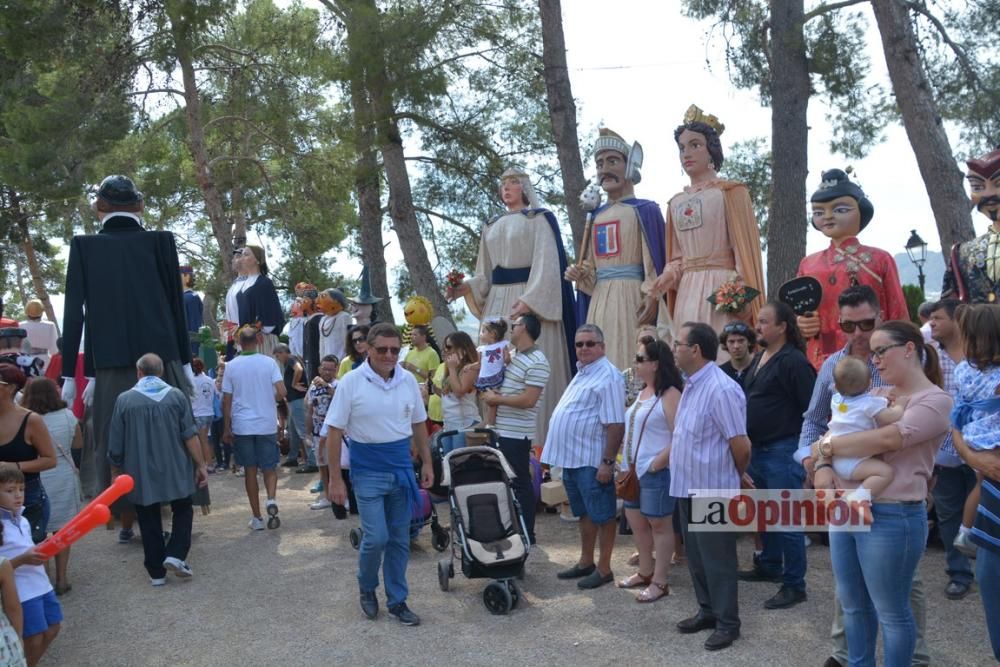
[348, 468, 450, 553]
[437, 433, 530, 615]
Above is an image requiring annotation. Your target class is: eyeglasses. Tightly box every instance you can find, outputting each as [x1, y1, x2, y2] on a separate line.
[373, 346, 401, 356]
[871, 342, 906, 358]
[575, 340, 600, 348]
[839, 318, 877, 333]
[635, 355, 653, 363]
[511, 322, 524, 329]
[351, 337, 364, 344]
[672, 340, 694, 349]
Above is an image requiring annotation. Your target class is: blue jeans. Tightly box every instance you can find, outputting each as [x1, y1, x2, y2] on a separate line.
[830, 502, 927, 667]
[352, 470, 411, 608]
[978, 546, 1000, 661]
[286, 399, 314, 466]
[748, 437, 806, 590]
[931, 464, 977, 586]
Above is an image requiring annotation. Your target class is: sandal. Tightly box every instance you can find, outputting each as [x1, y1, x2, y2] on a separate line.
[670, 554, 687, 566]
[636, 581, 669, 603]
[616, 571, 652, 589]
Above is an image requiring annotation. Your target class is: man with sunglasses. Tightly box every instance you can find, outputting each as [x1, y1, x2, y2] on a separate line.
[324, 323, 432, 626]
[795, 285, 930, 667]
[541, 324, 625, 590]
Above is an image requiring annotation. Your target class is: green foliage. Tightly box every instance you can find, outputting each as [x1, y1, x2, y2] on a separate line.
[902, 284, 925, 324]
[721, 137, 771, 246]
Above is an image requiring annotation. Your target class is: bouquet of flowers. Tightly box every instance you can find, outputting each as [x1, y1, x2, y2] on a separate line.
[706, 272, 760, 314]
[445, 269, 465, 299]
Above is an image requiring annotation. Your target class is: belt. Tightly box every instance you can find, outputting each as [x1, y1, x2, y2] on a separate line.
[492, 266, 530, 285]
[596, 264, 643, 281]
[684, 253, 736, 273]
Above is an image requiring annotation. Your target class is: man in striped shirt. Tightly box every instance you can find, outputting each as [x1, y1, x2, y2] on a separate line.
[483, 314, 550, 545]
[669, 322, 750, 652]
[795, 285, 929, 667]
[541, 324, 625, 589]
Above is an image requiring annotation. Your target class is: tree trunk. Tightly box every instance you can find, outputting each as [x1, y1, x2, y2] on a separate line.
[10, 192, 59, 331]
[766, 0, 811, 295]
[167, 4, 235, 277]
[870, 0, 975, 255]
[202, 294, 221, 339]
[351, 2, 454, 325]
[538, 0, 587, 250]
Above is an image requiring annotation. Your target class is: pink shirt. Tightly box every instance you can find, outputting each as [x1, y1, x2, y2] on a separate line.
[836, 386, 952, 501]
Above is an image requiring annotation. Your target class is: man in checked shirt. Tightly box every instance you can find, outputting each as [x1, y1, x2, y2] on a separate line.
[796, 284, 930, 667]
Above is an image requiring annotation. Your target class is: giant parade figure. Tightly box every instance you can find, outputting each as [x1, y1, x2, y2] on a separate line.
[797, 169, 907, 369]
[566, 130, 665, 371]
[942, 146, 1000, 303]
[453, 167, 576, 443]
[654, 105, 765, 344]
[60, 175, 194, 504]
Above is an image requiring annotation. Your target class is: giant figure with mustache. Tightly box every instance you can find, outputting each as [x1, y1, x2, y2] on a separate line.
[942, 147, 1000, 304]
[565, 128, 666, 371]
[795, 169, 907, 370]
[654, 105, 765, 351]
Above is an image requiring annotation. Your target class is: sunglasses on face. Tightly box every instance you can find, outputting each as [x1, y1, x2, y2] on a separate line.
[635, 355, 654, 363]
[373, 346, 401, 356]
[575, 340, 600, 348]
[839, 318, 876, 333]
[351, 337, 364, 344]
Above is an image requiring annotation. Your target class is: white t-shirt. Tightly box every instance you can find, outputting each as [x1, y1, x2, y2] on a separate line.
[191, 373, 218, 418]
[324, 361, 427, 444]
[828, 392, 889, 436]
[222, 352, 282, 435]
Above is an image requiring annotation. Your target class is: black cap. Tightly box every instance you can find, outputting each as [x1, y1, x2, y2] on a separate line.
[810, 169, 874, 231]
[96, 175, 143, 206]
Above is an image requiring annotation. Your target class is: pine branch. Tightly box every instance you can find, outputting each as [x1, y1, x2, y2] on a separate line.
[804, 0, 869, 22]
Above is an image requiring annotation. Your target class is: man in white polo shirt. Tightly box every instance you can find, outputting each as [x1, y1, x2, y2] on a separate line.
[482, 313, 550, 546]
[325, 322, 433, 626]
[541, 323, 625, 589]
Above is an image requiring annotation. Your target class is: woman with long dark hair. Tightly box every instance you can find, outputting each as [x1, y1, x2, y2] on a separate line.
[338, 325, 370, 379]
[438, 332, 480, 453]
[811, 320, 950, 665]
[616, 337, 683, 603]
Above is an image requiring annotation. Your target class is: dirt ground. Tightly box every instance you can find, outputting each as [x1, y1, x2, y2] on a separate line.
[44, 469, 995, 667]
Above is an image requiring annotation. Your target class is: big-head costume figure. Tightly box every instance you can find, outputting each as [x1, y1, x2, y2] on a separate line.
[566, 129, 665, 371]
[298, 283, 322, 381]
[655, 105, 765, 344]
[349, 267, 381, 326]
[317, 287, 351, 363]
[457, 167, 576, 442]
[797, 169, 907, 369]
[942, 147, 1000, 303]
[61, 175, 194, 499]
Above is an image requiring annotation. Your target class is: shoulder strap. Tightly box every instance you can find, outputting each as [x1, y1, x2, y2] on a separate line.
[631, 399, 656, 466]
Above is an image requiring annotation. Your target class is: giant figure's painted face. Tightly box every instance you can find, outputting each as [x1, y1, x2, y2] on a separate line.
[595, 150, 628, 197]
[810, 196, 862, 241]
[677, 128, 714, 179]
[403, 295, 433, 326]
[500, 177, 527, 210]
[317, 292, 344, 316]
[967, 148, 1000, 225]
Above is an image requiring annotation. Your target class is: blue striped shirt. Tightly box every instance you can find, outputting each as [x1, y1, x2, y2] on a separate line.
[795, 346, 887, 464]
[972, 478, 1000, 556]
[934, 343, 960, 466]
[541, 356, 625, 469]
[669, 362, 747, 496]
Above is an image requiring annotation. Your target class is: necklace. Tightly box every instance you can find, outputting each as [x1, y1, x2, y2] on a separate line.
[320, 313, 340, 337]
[625, 395, 652, 463]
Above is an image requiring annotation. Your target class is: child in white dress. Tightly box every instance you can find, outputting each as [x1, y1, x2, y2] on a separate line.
[476, 319, 510, 426]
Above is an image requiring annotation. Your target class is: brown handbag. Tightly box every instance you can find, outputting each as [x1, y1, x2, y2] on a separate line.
[615, 398, 655, 502]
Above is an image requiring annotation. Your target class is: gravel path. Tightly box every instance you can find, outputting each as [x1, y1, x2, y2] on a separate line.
[45, 470, 994, 666]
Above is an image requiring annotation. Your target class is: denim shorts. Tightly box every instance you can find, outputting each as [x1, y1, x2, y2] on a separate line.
[233, 433, 280, 470]
[623, 467, 676, 518]
[563, 466, 616, 525]
[194, 415, 214, 430]
[22, 590, 62, 638]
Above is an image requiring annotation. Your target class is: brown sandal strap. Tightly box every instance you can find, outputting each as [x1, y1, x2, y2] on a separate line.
[617, 572, 653, 589]
[636, 581, 670, 602]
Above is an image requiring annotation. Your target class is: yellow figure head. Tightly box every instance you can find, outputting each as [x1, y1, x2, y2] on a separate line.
[403, 295, 433, 326]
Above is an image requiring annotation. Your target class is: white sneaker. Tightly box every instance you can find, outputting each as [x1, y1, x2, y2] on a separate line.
[954, 530, 978, 558]
[163, 557, 193, 578]
[559, 512, 579, 523]
[310, 498, 332, 510]
[150, 577, 167, 587]
[249, 517, 266, 531]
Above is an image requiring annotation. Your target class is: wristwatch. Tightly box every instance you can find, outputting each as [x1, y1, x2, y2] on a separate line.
[601, 458, 615, 467]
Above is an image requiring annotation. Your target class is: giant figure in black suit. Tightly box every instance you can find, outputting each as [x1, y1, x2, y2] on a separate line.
[61, 175, 195, 510]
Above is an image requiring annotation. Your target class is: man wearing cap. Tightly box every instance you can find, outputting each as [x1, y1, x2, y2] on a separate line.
[179, 266, 203, 357]
[60, 175, 194, 540]
[795, 169, 907, 370]
[942, 146, 1000, 304]
[565, 128, 666, 371]
[18, 300, 59, 373]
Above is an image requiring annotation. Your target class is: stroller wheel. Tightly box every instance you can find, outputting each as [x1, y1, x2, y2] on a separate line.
[483, 581, 512, 615]
[438, 560, 450, 592]
[349, 527, 363, 550]
[431, 526, 450, 552]
[506, 579, 521, 609]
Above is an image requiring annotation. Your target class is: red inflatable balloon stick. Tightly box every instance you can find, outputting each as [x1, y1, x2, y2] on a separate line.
[36, 503, 111, 559]
[86, 474, 134, 514]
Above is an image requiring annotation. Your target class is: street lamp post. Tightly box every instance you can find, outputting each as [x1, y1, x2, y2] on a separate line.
[905, 229, 928, 294]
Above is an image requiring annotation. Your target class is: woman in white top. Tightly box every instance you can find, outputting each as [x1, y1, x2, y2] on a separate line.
[438, 332, 481, 454]
[20, 379, 82, 596]
[616, 337, 683, 603]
